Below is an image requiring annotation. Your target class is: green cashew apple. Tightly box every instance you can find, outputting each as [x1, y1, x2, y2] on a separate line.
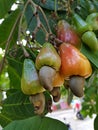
[82, 31, 98, 51]
[86, 12, 98, 30]
[35, 42, 61, 71]
[21, 59, 45, 95]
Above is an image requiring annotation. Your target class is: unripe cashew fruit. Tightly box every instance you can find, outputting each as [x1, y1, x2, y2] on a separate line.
[36, 42, 62, 92]
[21, 59, 45, 95]
[35, 42, 61, 71]
[86, 12, 98, 30]
[82, 31, 98, 51]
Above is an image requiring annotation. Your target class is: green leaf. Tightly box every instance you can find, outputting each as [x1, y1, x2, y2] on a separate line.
[0, 92, 3, 102]
[75, 0, 98, 19]
[33, 0, 59, 11]
[25, 5, 59, 44]
[0, 90, 52, 127]
[3, 116, 68, 130]
[94, 115, 98, 130]
[6, 45, 40, 89]
[0, 69, 10, 90]
[81, 44, 98, 68]
[8, 65, 21, 89]
[96, 95, 98, 113]
[25, 5, 46, 44]
[0, 90, 35, 127]
[0, 9, 21, 49]
[0, 0, 16, 18]
[7, 56, 23, 89]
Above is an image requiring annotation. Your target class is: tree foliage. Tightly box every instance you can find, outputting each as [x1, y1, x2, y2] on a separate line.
[0, 0, 98, 129]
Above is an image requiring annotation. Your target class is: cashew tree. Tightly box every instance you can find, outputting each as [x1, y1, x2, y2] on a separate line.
[0, 0, 98, 130]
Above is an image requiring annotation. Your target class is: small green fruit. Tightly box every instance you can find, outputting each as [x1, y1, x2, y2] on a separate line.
[21, 59, 45, 95]
[82, 31, 98, 51]
[35, 42, 61, 71]
[86, 13, 98, 30]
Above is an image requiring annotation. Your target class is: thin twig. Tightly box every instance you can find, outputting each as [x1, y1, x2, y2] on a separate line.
[54, 0, 57, 13]
[32, 7, 49, 41]
[0, 13, 21, 74]
[18, 0, 32, 57]
[18, 0, 52, 54]
[49, 34, 63, 46]
[18, 0, 30, 43]
[29, 0, 52, 34]
[32, 13, 41, 40]
[38, 6, 52, 34]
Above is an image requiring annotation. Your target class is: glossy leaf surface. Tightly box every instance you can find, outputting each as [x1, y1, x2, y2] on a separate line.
[3, 116, 68, 130]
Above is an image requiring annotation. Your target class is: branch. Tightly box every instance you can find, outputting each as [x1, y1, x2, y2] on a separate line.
[18, 0, 30, 43]
[32, 10, 49, 41]
[28, 0, 52, 34]
[37, 6, 52, 34]
[18, 0, 32, 57]
[20, 0, 51, 42]
[0, 13, 21, 74]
